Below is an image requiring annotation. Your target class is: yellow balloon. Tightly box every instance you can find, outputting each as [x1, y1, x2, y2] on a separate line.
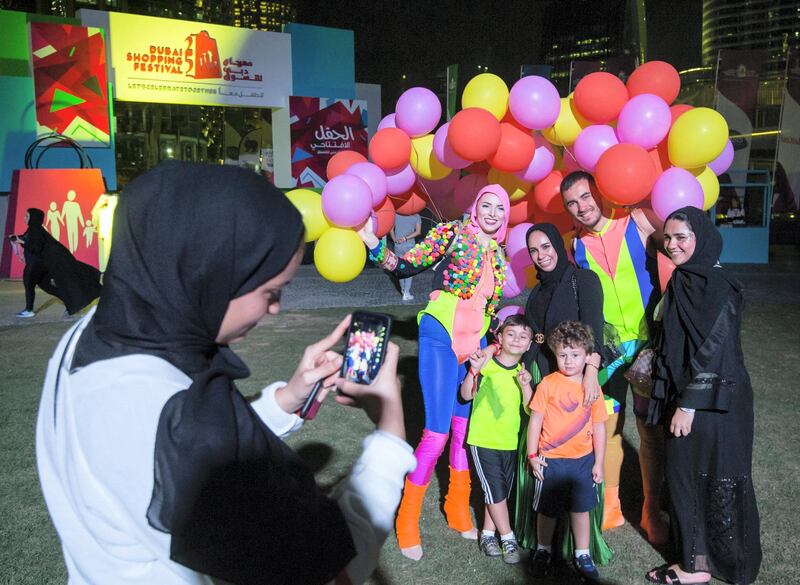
[410, 134, 452, 180]
[668, 107, 728, 169]
[488, 168, 532, 202]
[541, 96, 586, 147]
[462, 73, 509, 121]
[689, 166, 720, 210]
[286, 188, 330, 242]
[314, 227, 366, 283]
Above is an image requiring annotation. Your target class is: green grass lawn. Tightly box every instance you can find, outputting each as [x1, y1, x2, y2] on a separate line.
[0, 301, 793, 584]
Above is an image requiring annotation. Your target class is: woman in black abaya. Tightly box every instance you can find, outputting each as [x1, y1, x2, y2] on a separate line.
[646, 206, 761, 585]
[10, 207, 101, 317]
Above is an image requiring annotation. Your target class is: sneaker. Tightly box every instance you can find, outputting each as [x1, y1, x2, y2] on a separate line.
[402, 293, 414, 301]
[530, 547, 552, 577]
[501, 538, 521, 564]
[478, 534, 502, 558]
[15, 310, 34, 318]
[574, 554, 600, 582]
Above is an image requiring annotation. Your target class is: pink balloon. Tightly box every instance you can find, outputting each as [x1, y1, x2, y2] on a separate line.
[708, 139, 734, 176]
[496, 304, 525, 323]
[377, 113, 397, 131]
[509, 76, 561, 130]
[616, 93, 671, 150]
[573, 125, 619, 173]
[346, 162, 388, 206]
[419, 173, 459, 199]
[651, 167, 705, 221]
[321, 174, 374, 227]
[503, 261, 526, 298]
[433, 122, 471, 169]
[562, 150, 583, 173]
[454, 174, 489, 213]
[515, 134, 556, 182]
[505, 222, 535, 261]
[395, 87, 442, 138]
[385, 163, 416, 195]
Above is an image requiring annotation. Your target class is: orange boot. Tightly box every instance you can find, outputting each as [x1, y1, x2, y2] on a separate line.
[395, 479, 428, 560]
[602, 485, 625, 531]
[443, 466, 477, 538]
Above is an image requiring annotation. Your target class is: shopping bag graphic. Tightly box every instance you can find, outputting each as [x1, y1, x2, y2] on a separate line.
[186, 31, 221, 80]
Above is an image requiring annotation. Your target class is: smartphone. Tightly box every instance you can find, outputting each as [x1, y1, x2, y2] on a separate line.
[340, 311, 393, 385]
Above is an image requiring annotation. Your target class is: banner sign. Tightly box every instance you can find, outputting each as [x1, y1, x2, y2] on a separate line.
[31, 22, 111, 146]
[775, 48, 800, 212]
[290, 96, 368, 188]
[107, 12, 292, 108]
[1, 169, 105, 278]
[715, 49, 765, 193]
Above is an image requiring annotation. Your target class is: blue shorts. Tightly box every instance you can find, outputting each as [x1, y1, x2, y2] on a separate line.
[532, 452, 599, 517]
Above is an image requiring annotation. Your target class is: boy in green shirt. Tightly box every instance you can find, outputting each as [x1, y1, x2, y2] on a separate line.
[460, 314, 534, 565]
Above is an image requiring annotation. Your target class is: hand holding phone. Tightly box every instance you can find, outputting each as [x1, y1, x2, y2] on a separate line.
[339, 311, 393, 386]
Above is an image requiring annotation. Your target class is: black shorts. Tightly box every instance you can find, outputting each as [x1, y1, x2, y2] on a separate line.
[532, 452, 599, 517]
[470, 445, 515, 505]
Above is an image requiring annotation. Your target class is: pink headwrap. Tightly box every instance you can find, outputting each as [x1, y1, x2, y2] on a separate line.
[468, 183, 511, 244]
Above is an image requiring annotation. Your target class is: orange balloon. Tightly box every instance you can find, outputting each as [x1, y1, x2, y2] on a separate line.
[595, 143, 657, 206]
[501, 109, 530, 133]
[574, 72, 629, 124]
[508, 194, 537, 225]
[373, 197, 396, 238]
[327, 150, 367, 180]
[369, 128, 412, 171]
[465, 161, 491, 175]
[448, 107, 502, 161]
[531, 208, 575, 235]
[533, 170, 565, 214]
[488, 123, 536, 173]
[649, 141, 671, 174]
[627, 61, 680, 105]
[391, 186, 428, 215]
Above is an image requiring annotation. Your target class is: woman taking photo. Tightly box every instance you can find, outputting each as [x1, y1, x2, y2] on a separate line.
[358, 184, 510, 561]
[515, 223, 610, 568]
[36, 162, 416, 585]
[646, 206, 761, 585]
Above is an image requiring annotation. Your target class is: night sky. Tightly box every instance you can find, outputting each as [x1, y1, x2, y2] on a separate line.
[296, 0, 702, 110]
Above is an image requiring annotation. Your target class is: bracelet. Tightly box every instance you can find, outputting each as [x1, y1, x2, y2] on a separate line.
[527, 453, 539, 459]
[367, 239, 386, 264]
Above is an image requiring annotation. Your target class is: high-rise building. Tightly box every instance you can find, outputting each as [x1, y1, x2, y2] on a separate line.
[49, 0, 231, 24]
[232, 0, 295, 32]
[702, 0, 800, 77]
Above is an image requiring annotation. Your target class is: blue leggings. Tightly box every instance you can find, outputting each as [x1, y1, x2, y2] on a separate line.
[418, 314, 484, 433]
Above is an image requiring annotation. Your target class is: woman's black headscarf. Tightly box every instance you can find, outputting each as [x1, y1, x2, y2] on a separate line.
[525, 223, 572, 330]
[73, 162, 355, 585]
[658, 206, 741, 392]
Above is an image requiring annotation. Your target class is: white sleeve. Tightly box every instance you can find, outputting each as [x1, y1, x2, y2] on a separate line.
[335, 431, 417, 585]
[248, 382, 304, 438]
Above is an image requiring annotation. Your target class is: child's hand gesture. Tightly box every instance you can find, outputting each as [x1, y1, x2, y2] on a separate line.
[517, 368, 532, 387]
[468, 348, 491, 373]
[591, 461, 604, 484]
[528, 455, 547, 481]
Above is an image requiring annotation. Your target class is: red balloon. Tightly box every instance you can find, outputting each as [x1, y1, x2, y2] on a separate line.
[488, 123, 536, 173]
[669, 104, 693, 125]
[372, 197, 396, 238]
[465, 161, 491, 175]
[448, 107, 502, 161]
[649, 141, 671, 174]
[508, 193, 537, 225]
[533, 170, 565, 214]
[369, 128, 412, 171]
[327, 150, 367, 180]
[501, 109, 530, 133]
[574, 72, 629, 124]
[532, 208, 575, 235]
[627, 61, 681, 105]
[391, 186, 428, 215]
[595, 143, 658, 206]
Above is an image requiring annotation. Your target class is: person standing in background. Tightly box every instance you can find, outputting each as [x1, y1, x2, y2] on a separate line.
[390, 213, 422, 301]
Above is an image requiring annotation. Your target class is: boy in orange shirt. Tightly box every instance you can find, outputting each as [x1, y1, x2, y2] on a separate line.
[527, 321, 607, 582]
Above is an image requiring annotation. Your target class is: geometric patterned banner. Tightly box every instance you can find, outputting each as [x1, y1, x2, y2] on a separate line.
[31, 22, 110, 146]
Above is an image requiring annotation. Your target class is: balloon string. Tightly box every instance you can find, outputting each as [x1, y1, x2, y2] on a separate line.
[415, 178, 447, 223]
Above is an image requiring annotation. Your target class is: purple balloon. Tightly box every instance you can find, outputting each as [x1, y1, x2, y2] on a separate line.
[496, 304, 525, 323]
[516, 134, 556, 182]
[505, 222, 535, 261]
[321, 174, 373, 227]
[503, 261, 526, 298]
[419, 173, 459, 199]
[617, 93, 671, 150]
[395, 87, 442, 138]
[573, 125, 619, 172]
[433, 123, 471, 169]
[377, 113, 397, 131]
[509, 76, 561, 130]
[385, 163, 416, 195]
[708, 139, 734, 176]
[454, 173, 489, 212]
[651, 167, 704, 221]
[346, 161, 388, 206]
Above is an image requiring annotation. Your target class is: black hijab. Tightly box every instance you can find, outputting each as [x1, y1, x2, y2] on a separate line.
[21, 208, 47, 256]
[659, 206, 741, 391]
[73, 162, 355, 584]
[525, 223, 572, 330]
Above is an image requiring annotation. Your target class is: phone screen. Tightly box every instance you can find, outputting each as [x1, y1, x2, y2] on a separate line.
[341, 312, 392, 385]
